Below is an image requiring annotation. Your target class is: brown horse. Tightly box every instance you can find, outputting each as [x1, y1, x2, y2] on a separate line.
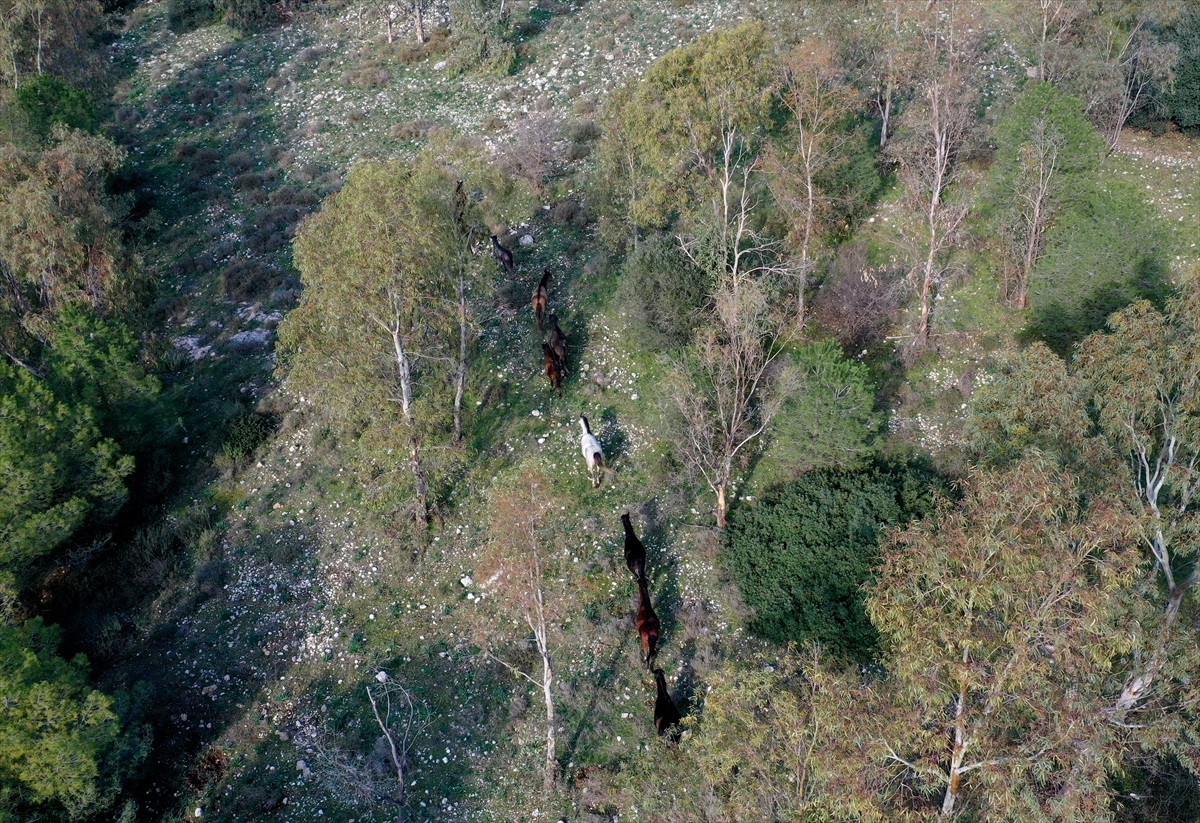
[653, 668, 682, 743]
[491, 234, 514, 275]
[547, 314, 567, 373]
[532, 269, 551, 331]
[621, 513, 646, 583]
[543, 343, 563, 391]
[635, 574, 660, 670]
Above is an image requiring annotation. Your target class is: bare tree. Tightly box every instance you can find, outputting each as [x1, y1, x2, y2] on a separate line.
[673, 128, 799, 529]
[300, 676, 427, 823]
[1004, 118, 1061, 309]
[501, 113, 562, 198]
[890, 12, 975, 347]
[473, 468, 576, 794]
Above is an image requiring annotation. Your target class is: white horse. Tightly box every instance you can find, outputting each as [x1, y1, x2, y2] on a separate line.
[578, 415, 610, 488]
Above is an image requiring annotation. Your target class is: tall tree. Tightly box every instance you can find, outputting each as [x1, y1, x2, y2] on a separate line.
[888, 4, 976, 346]
[280, 160, 459, 523]
[595, 22, 778, 245]
[472, 467, 576, 795]
[670, 128, 799, 529]
[865, 458, 1140, 819]
[768, 38, 861, 320]
[990, 82, 1105, 309]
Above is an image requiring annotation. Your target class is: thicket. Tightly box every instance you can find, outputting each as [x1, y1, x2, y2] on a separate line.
[722, 461, 943, 660]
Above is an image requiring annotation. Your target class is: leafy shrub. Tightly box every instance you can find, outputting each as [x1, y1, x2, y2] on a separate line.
[221, 260, 281, 300]
[216, 0, 273, 29]
[1162, 10, 1200, 130]
[167, 0, 216, 32]
[616, 233, 711, 349]
[1022, 176, 1170, 355]
[221, 412, 277, 461]
[14, 74, 96, 140]
[750, 340, 881, 489]
[722, 462, 944, 660]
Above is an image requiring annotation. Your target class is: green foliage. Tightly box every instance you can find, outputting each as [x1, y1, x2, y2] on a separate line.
[722, 461, 943, 660]
[13, 75, 96, 142]
[166, 0, 216, 32]
[42, 306, 169, 460]
[596, 22, 779, 237]
[216, 0, 271, 29]
[0, 618, 119, 817]
[0, 360, 132, 583]
[1022, 173, 1171, 355]
[615, 233, 710, 349]
[993, 83, 1104, 190]
[448, 0, 515, 75]
[811, 116, 885, 236]
[751, 340, 881, 488]
[1162, 9, 1200, 130]
[220, 412, 277, 461]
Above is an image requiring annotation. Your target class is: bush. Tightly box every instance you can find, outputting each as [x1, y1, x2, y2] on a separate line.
[616, 233, 710, 349]
[216, 0, 272, 29]
[722, 462, 944, 660]
[221, 260, 281, 300]
[1022, 176, 1170, 355]
[14, 74, 96, 140]
[1163, 10, 1200, 130]
[750, 340, 881, 489]
[810, 242, 903, 354]
[167, 0, 216, 32]
[221, 412, 277, 461]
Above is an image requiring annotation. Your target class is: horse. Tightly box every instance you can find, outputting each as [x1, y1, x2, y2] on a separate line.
[635, 574, 660, 670]
[532, 269, 551, 332]
[543, 343, 563, 392]
[453, 180, 468, 237]
[653, 668, 683, 743]
[621, 512, 646, 583]
[578, 415, 608, 488]
[547, 314, 568, 372]
[491, 234, 514, 275]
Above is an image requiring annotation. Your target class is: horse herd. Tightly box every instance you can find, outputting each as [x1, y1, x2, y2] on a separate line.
[491, 233, 683, 741]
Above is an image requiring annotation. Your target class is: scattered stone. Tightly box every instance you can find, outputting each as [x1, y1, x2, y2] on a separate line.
[227, 328, 272, 351]
[434, 60, 447, 70]
[460, 576, 473, 588]
[297, 760, 312, 779]
[519, 234, 535, 246]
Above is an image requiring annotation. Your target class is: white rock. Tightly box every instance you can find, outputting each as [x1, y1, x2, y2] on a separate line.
[434, 60, 447, 70]
[531, 409, 541, 417]
[460, 576, 473, 588]
[195, 809, 203, 818]
[375, 671, 389, 683]
[519, 234, 535, 246]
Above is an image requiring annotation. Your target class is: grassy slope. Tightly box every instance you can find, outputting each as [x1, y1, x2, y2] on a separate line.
[92, 2, 1200, 821]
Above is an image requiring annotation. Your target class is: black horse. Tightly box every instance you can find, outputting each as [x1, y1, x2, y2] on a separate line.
[491, 234, 514, 275]
[621, 513, 646, 583]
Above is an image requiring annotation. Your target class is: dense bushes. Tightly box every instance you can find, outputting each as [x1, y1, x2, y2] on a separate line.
[1162, 10, 1200, 130]
[615, 234, 710, 349]
[722, 462, 944, 659]
[13, 75, 96, 141]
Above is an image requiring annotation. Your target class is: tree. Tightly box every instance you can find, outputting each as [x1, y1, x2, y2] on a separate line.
[280, 160, 461, 523]
[749, 340, 881, 487]
[723, 462, 941, 659]
[472, 467, 577, 795]
[768, 38, 862, 318]
[990, 82, 1105, 308]
[888, 6, 976, 347]
[864, 458, 1141, 819]
[966, 286, 1200, 804]
[0, 618, 120, 818]
[595, 22, 778, 245]
[0, 358, 132, 586]
[0, 127, 130, 365]
[1161, 8, 1200, 128]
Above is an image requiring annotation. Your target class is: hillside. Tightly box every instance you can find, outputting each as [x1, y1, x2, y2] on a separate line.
[3, 1, 1200, 822]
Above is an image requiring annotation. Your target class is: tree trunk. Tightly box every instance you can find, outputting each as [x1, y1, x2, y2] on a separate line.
[409, 435, 429, 525]
[917, 228, 937, 345]
[414, 2, 425, 45]
[454, 271, 467, 442]
[716, 482, 728, 530]
[540, 645, 556, 794]
[940, 669, 970, 816]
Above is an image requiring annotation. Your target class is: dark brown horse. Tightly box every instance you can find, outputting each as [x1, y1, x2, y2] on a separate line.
[621, 513, 646, 583]
[653, 668, 682, 743]
[491, 234, 514, 275]
[532, 269, 551, 332]
[543, 342, 563, 391]
[547, 314, 567, 373]
[635, 575, 660, 670]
